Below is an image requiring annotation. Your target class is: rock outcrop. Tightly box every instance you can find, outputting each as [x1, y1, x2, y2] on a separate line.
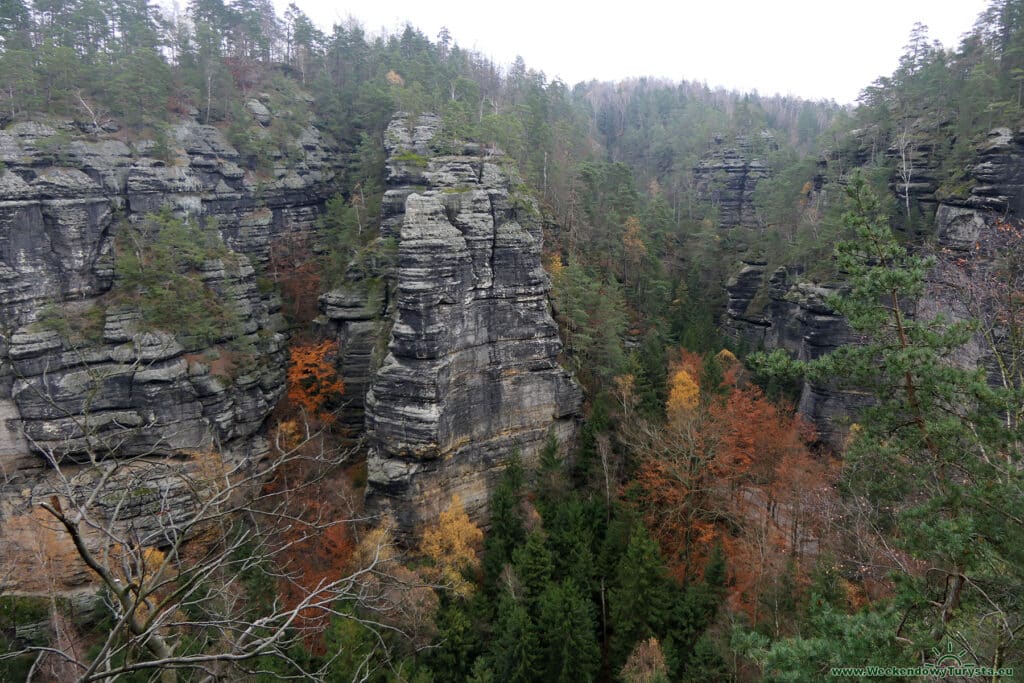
[724, 126, 1024, 447]
[693, 134, 773, 230]
[0, 113, 338, 591]
[935, 127, 1024, 245]
[723, 264, 870, 447]
[328, 113, 581, 533]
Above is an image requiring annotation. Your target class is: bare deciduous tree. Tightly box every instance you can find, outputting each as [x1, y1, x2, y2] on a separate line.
[894, 126, 915, 222]
[0, 337, 422, 682]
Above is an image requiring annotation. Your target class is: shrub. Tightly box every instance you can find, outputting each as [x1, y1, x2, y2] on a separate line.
[113, 208, 242, 346]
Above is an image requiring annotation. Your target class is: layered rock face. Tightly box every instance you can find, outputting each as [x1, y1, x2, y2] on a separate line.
[693, 134, 772, 230]
[935, 127, 1024, 244]
[724, 126, 1024, 447]
[0, 113, 337, 591]
[723, 263, 870, 447]
[350, 113, 581, 532]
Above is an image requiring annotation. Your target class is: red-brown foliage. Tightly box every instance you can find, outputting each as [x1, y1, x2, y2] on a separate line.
[269, 233, 322, 324]
[286, 340, 344, 423]
[631, 350, 837, 619]
[262, 442, 360, 652]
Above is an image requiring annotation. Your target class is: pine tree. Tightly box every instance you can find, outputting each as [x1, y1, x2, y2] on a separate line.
[534, 433, 566, 509]
[426, 601, 480, 681]
[755, 172, 1024, 670]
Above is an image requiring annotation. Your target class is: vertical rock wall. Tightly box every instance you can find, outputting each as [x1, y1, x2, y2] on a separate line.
[693, 134, 772, 231]
[354, 114, 581, 532]
[0, 112, 339, 592]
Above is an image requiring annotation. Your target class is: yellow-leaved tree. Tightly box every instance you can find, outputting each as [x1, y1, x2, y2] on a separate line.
[419, 495, 484, 598]
[665, 367, 700, 422]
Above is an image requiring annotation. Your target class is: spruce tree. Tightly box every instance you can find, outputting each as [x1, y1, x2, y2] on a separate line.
[511, 530, 554, 610]
[545, 495, 597, 593]
[608, 522, 671, 668]
[483, 455, 526, 590]
[488, 592, 539, 683]
[536, 579, 600, 683]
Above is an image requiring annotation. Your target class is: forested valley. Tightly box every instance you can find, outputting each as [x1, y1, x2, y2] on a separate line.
[1, 0, 1023, 681]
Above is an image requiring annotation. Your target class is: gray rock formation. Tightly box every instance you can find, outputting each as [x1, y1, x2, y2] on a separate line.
[723, 260, 772, 344]
[693, 134, 772, 230]
[724, 126, 1024, 447]
[327, 113, 581, 533]
[318, 284, 389, 436]
[927, 127, 1024, 384]
[0, 115, 338, 591]
[934, 127, 1024, 247]
[723, 264, 870, 447]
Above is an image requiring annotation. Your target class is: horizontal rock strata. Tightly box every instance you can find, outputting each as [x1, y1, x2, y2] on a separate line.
[359, 113, 581, 533]
[0, 112, 338, 592]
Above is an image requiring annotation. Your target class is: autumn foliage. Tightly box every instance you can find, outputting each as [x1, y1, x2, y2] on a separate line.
[270, 233, 322, 324]
[286, 340, 345, 423]
[419, 494, 484, 598]
[621, 349, 835, 619]
[620, 636, 669, 683]
[264, 454, 358, 650]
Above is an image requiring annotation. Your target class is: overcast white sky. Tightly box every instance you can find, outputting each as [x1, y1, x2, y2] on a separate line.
[278, 0, 991, 104]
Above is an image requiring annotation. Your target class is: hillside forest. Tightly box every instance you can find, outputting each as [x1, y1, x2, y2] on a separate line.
[1, 0, 1024, 681]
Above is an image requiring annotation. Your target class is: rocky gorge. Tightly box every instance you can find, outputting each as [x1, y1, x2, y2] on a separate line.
[0, 107, 583, 593]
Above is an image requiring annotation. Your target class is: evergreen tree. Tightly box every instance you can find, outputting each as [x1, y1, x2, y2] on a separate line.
[544, 495, 598, 593]
[425, 601, 481, 681]
[536, 579, 600, 683]
[534, 432, 567, 508]
[608, 522, 672, 667]
[483, 456, 526, 590]
[511, 530, 554, 609]
[755, 172, 1024, 670]
[488, 592, 539, 683]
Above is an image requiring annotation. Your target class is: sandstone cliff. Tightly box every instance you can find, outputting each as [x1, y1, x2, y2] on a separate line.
[723, 262, 871, 447]
[322, 113, 582, 533]
[693, 133, 773, 231]
[723, 126, 1024, 447]
[0, 110, 338, 592]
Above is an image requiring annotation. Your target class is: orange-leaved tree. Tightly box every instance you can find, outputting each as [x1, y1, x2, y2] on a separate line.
[287, 340, 345, 423]
[626, 350, 730, 580]
[625, 349, 834, 617]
